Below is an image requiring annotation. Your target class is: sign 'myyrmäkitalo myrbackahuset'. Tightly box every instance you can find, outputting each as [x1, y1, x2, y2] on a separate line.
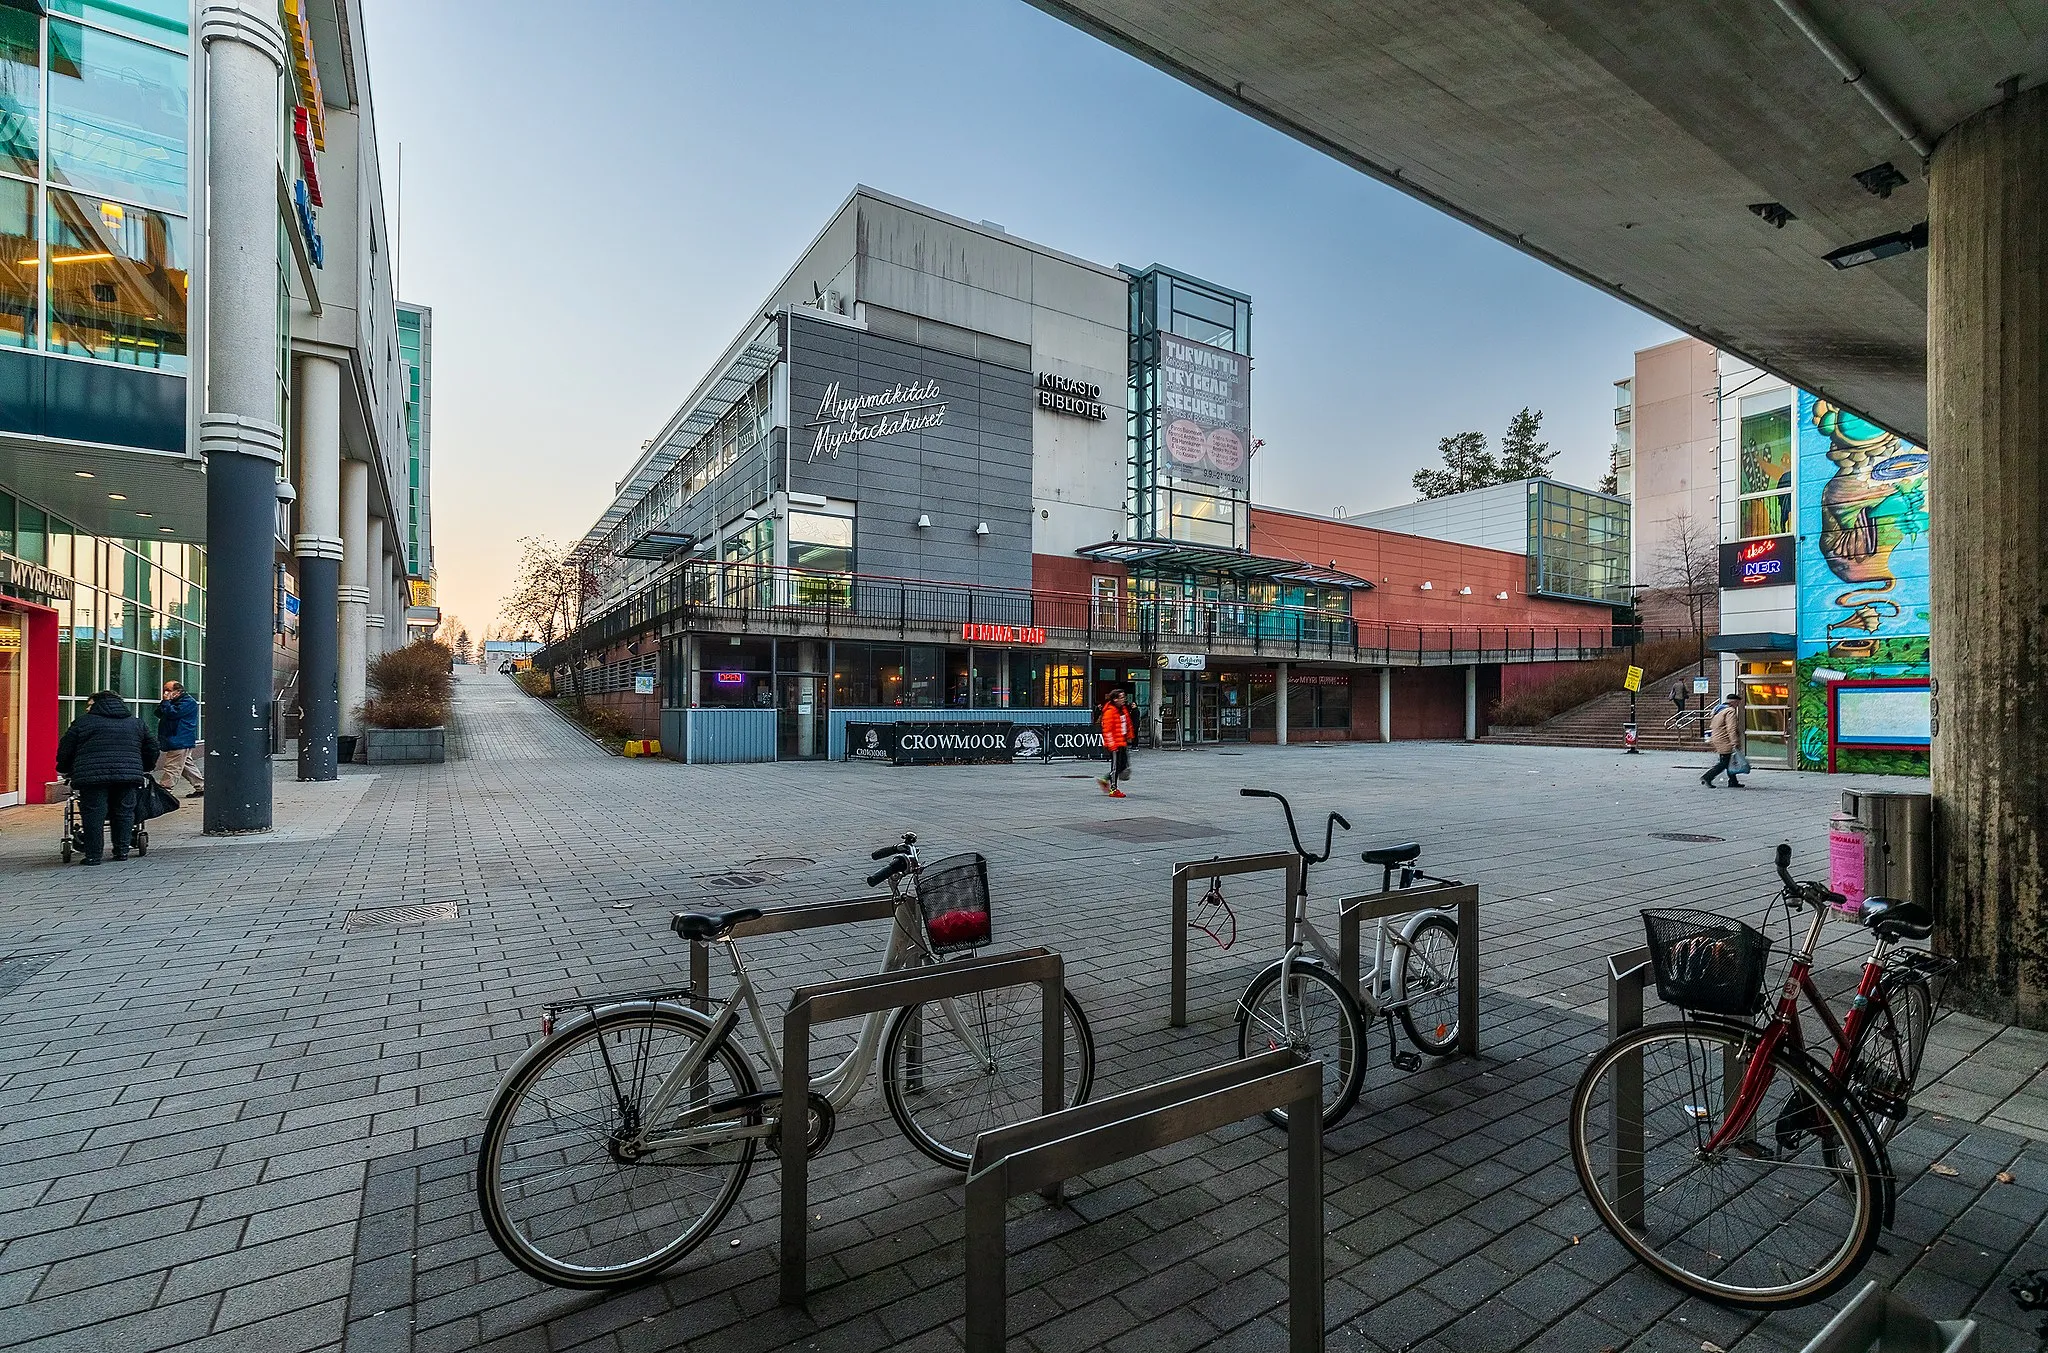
[805, 379, 948, 461]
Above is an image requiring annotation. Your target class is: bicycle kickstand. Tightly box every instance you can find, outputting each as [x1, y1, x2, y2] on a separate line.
[1386, 1014, 1421, 1073]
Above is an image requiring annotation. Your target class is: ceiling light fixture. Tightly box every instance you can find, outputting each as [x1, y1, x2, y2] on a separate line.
[107, 493, 127, 501]
[135, 512, 153, 518]
[1824, 222, 1927, 270]
[1748, 202, 1796, 229]
[158, 526, 174, 533]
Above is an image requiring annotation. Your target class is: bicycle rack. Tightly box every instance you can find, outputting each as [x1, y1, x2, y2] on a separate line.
[780, 947, 1068, 1306]
[1801, 1281, 1977, 1353]
[1169, 851, 1303, 1027]
[963, 1049, 1326, 1352]
[1604, 945, 1654, 1229]
[1334, 880, 1482, 1058]
[686, 895, 904, 1016]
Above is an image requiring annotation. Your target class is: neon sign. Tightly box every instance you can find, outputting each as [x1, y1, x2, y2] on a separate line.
[962, 623, 1046, 645]
[713, 671, 746, 686]
[1718, 535, 1795, 589]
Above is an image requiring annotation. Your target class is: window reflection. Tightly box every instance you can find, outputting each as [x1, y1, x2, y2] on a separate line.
[45, 189, 187, 369]
[47, 20, 188, 214]
[0, 5, 38, 177]
[0, 176, 31, 347]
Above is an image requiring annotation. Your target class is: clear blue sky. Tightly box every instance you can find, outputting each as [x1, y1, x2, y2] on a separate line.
[361, 0, 1677, 635]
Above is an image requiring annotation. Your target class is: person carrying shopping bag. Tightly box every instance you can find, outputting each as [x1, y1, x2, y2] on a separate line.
[1702, 691, 1748, 789]
[56, 691, 161, 864]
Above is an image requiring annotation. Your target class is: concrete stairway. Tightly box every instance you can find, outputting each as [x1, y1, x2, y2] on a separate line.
[1487, 669, 1715, 752]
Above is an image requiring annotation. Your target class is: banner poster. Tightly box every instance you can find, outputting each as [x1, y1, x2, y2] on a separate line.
[1156, 333, 1251, 492]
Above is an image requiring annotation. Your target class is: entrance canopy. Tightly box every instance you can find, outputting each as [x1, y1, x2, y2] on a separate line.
[1077, 539, 1374, 590]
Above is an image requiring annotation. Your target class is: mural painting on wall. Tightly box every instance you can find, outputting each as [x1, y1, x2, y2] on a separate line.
[1793, 394, 1931, 772]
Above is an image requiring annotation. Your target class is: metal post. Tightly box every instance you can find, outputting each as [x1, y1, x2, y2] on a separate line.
[1171, 869, 1189, 1028]
[1606, 947, 1649, 1229]
[778, 996, 811, 1307]
[1379, 667, 1392, 743]
[1336, 881, 1481, 1057]
[1276, 661, 1289, 746]
[1287, 1083, 1325, 1353]
[1169, 852, 1302, 1027]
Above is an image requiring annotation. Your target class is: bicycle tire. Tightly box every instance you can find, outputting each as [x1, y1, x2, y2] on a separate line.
[1850, 977, 1933, 1144]
[1236, 958, 1367, 1131]
[1393, 912, 1460, 1056]
[881, 987, 1095, 1171]
[1568, 1020, 1881, 1308]
[477, 1005, 759, 1289]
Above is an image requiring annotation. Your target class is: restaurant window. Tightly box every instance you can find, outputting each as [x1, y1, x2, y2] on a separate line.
[907, 645, 940, 707]
[1738, 397, 1793, 540]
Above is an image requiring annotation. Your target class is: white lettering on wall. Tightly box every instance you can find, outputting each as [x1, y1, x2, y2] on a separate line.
[804, 379, 948, 461]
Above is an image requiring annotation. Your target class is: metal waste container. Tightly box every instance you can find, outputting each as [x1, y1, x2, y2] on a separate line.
[1841, 789, 1933, 906]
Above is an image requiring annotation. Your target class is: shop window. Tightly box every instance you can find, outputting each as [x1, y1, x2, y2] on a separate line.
[46, 21, 188, 215]
[44, 189, 188, 370]
[907, 646, 940, 707]
[971, 650, 1007, 708]
[1738, 400, 1793, 540]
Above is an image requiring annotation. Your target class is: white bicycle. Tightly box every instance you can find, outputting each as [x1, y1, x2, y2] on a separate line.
[475, 836, 1096, 1289]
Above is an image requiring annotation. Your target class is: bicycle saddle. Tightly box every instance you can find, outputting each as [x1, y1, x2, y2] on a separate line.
[1859, 897, 1932, 942]
[670, 907, 764, 941]
[1363, 842, 1421, 867]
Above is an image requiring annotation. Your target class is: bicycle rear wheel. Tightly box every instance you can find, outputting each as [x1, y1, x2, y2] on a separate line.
[1236, 959, 1366, 1131]
[1850, 978, 1933, 1144]
[1569, 1021, 1881, 1308]
[882, 987, 1095, 1170]
[1393, 912, 1460, 1055]
[477, 1006, 758, 1288]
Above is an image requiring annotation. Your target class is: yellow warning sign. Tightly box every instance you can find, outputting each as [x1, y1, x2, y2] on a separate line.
[1623, 666, 1644, 693]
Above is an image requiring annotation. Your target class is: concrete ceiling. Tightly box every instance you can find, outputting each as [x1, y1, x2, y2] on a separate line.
[0, 434, 206, 542]
[1025, 0, 2047, 445]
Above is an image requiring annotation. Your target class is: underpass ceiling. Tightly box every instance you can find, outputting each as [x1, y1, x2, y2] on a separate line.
[1026, 0, 2047, 445]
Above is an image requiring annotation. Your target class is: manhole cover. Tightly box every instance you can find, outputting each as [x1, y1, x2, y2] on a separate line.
[0, 953, 57, 1000]
[745, 856, 813, 874]
[705, 872, 771, 889]
[1649, 832, 1725, 844]
[343, 901, 460, 932]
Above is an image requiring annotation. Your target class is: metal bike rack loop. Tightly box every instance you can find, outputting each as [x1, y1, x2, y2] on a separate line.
[780, 947, 1067, 1306]
[963, 1049, 1325, 1352]
[689, 894, 903, 1015]
[1605, 945, 1653, 1229]
[1335, 881, 1483, 1057]
[1801, 1281, 1977, 1353]
[1170, 851, 1302, 1027]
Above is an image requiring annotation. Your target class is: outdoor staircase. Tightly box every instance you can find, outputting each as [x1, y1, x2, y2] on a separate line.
[1486, 670, 1715, 752]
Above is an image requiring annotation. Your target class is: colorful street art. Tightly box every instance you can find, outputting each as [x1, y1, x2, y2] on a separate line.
[1792, 394, 1930, 771]
[1795, 393, 1930, 661]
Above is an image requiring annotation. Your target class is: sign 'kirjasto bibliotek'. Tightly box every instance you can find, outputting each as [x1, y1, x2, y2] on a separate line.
[805, 379, 948, 461]
[1036, 372, 1108, 420]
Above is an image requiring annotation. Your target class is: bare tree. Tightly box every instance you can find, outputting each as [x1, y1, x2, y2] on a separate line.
[1654, 512, 1719, 652]
[498, 537, 606, 648]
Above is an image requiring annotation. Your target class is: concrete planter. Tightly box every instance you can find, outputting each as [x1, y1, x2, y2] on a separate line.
[364, 726, 446, 764]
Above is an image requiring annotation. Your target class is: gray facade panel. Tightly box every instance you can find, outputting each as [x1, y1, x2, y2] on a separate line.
[787, 313, 1034, 590]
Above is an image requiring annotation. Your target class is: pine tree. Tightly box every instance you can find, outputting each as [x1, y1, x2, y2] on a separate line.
[1497, 407, 1555, 480]
[1411, 430, 1497, 499]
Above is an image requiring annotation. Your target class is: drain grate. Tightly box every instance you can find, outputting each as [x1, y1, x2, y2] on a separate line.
[0, 953, 58, 1000]
[704, 872, 771, 889]
[1649, 832, 1725, 844]
[343, 901, 460, 932]
[745, 856, 813, 874]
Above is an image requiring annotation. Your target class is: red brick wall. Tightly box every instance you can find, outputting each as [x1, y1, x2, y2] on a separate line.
[1390, 667, 1467, 740]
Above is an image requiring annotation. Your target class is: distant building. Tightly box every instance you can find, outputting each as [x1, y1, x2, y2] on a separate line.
[1623, 337, 1720, 633]
[1342, 479, 1632, 608]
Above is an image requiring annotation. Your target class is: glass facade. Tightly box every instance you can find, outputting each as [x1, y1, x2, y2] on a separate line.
[1126, 265, 1253, 547]
[1738, 395, 1794, 540]
[397, 305, 429, 577]
[0, 486, 205, 732]
[1526, 480, 1631, 605]
[827, 642, 1089, 711]
[0, 4, 189, 370]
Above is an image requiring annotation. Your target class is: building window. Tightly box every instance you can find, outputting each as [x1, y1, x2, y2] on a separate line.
[788, 508, 853, 580]
[42, 189, 186, 369]
[0, 5, 39, 178]
[1738, 398, 1793, 540]
[0, 177, 32, 348]
[46, 20, 188, 215]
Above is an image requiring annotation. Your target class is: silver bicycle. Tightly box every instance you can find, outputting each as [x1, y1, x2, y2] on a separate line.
[1232, 789, 1464, 1130]
[475, 835, 1096, 1289]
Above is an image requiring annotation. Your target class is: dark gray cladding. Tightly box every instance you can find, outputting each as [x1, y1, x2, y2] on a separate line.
[787, 311, 1032, 591]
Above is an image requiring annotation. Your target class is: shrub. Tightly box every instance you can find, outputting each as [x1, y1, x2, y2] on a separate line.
[562, 698, 633, 742]
[1491, 636, 1704, 727]
[361, 639, 455, 728]
[513, 668, 552, 697]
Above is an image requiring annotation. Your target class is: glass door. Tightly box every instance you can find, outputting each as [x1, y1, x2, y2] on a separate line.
[1197, 681, 1222, 742]
[0, 620, 21, 807]
[1739, 659, 1795, 769]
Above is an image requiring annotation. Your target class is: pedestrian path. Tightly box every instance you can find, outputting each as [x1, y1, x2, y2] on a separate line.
[0, 671, 2040, 1353]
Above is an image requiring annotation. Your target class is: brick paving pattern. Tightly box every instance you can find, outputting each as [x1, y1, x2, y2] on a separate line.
[0, 668, 2042, 1352]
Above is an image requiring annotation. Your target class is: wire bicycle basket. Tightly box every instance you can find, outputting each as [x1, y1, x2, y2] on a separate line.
[915, 852, 993, 954]
[1643, 909, 1773, 1018]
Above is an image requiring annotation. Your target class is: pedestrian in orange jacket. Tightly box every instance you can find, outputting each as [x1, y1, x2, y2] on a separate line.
[1096, 689, 1134, 798]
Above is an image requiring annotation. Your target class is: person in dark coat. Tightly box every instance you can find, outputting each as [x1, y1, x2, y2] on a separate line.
[56, 691, 160, 865]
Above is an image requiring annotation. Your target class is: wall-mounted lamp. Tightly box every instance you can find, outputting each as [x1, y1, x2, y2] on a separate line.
[1458, 586, 1473, 596]
[1419, 581, 1433, 591]
[742, 507, 762, 521]
[1496, 591, 1510, 601]
[916, 514, 933, 529]
[975, 521, 990, 537]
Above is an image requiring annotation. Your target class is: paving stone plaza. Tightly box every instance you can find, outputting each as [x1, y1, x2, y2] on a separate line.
[1, 670, 2043, 1353]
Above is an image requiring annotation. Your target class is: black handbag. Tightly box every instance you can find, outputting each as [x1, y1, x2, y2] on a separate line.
[137, 781, 181, 821]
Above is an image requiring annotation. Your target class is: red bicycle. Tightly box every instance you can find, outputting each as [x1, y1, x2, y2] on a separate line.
[1569, 843, 1953, 1307]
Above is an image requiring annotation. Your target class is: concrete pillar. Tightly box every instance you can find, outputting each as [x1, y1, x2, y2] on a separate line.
[293, 355, 343, 780]
[365, 517, 387, 666]
[1378, 668, 1392, 743]
[196, 2, 288, 833]
[339, 459, 370, 739]
[1275, 661, 1289, 746]
[1927, 84, 2047, 1028]
[1464, 666, 1478, 742]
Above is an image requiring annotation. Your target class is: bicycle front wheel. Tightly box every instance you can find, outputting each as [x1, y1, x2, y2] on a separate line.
[477, 1006, 759, 1289]
[1236, 959, 1366, 1130]
[882, 987, 1095, 1170]
[1393, 912, 1461, 1056]
[1569, 1021, 1881, 1308]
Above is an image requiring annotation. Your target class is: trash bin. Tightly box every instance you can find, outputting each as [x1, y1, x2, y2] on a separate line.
[1841, 789, 1933, 906]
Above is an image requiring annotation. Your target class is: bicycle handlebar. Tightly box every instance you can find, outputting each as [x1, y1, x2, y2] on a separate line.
[1774, 842, 1848, 909]
[866, 856, 907, 889]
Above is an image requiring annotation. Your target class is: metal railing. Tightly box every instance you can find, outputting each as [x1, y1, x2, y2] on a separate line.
[1169, 852, 1303, 1028]
[538, 560, 1681, 672]
[963, 1050, 1326, 1352]
[779, 947, 1067, 1306]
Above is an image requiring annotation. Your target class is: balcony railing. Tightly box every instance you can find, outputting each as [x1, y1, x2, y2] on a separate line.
[540, 562, 1670, 671]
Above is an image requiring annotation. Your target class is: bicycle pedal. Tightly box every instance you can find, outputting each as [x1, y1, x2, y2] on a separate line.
[1390, 1051, 1421, 1073]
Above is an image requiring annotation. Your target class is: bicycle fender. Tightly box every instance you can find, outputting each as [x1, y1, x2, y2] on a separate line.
[496, 1001, 722, 1095]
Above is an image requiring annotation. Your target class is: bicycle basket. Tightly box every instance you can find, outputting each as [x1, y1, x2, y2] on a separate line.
[916, 852, 993, 954]
[1642, 909, 1772, 1018]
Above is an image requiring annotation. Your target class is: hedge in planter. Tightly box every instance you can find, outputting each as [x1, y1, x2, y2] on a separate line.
[360, 640, 454, 763]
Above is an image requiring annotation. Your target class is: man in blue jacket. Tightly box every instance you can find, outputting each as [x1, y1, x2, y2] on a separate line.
[154, 679, 204, 798]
